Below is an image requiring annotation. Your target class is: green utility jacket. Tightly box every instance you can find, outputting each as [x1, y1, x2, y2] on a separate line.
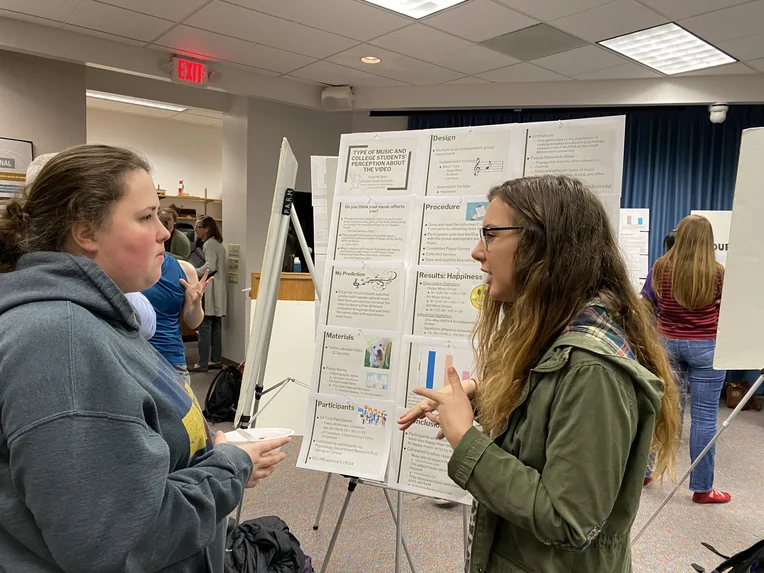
[450, 304, 663, 573]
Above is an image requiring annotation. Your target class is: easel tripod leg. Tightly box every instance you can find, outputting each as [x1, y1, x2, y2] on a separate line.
[319, 478, 358, 573]
[383, 489, 417, 573]
[313, 473, 333, 530]
[463, 504, 470, 562]
[395, 492, 403, 573]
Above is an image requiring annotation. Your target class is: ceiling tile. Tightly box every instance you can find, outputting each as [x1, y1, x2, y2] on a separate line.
[680, 1, 764, 44]
[0, 0, 80, 21]
[428, 44, 520, 74]
[533, 45, 627, 75]
[221, 60, 283, 75]
[63, 24, 148, 46]
[120, 105, 182, 119]
[167, 113, 223, 126]
[230, 44, 315, 73]
[65, 1, 174, 42]
[370, 24, 472, 61]
[635, 0, 751, 20]
[481, 23, 587, 60]
[0, 8, 63, 26]
[550, 0, 667, 42]
[573, 62, 661, 79]
[153, 25, 252, 62]
[493, 0, 613, 22]
[675, 62, 758, 76]
[444, 76, 491, 84]
[478, 62, 570, 81]
[424, 0, 538, 42]
[223, 0, 411, 41]
[185, 108, 224, 118]
[289, 60, 409, 86]
[718, 33, 764, 61]
[96, 0, 210, 22]
[184, 1, 358, 58]
[86, 97, 131, 111]
[328, 44, 463, 85]
[746, 57, 764, 72]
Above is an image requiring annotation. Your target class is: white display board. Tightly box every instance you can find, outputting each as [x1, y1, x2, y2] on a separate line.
[691, 210, 731, 266]
[235, 139, 298, 427]
[714, 128, 764, 370]
[0, 138, 33, 197]
[311, 156, 339, 325]
[297, 117, 627, 500]
[620, 208, 650, 290]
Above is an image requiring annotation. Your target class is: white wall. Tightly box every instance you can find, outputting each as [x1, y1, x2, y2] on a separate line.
[0, 50, 86, 154]
[86, 108, 222, 199]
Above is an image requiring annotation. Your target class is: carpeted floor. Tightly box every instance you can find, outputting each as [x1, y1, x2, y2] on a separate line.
[187, 344, 764, 572]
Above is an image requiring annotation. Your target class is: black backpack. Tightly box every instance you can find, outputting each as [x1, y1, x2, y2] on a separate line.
[203, 365, 242, 423]
[693, 539, 764, 572]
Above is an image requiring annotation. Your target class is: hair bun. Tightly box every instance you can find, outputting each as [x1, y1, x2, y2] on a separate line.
[4, 198, 29, 231]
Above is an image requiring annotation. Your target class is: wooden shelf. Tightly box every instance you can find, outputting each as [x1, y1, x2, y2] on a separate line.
[158, 194, 222, 203]
[177, 216, 222, 222]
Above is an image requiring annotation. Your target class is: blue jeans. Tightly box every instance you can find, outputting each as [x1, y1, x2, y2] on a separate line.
[663, 337, 726, 493]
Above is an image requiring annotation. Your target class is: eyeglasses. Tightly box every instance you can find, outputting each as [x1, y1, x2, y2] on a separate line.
[479, 226, 523, 250]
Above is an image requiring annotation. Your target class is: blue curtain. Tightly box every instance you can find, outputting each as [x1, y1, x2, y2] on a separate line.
[408, 105, 764, 265]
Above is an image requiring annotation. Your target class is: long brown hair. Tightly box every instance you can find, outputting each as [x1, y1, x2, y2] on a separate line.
[474, 176, 679, 477]
[196, 216, 223, 243]
[0, 144, 151, 273]
[653, 214, 722, 310]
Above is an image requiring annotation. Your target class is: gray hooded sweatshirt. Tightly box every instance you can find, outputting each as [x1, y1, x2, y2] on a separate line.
[0, 252, 253, 572]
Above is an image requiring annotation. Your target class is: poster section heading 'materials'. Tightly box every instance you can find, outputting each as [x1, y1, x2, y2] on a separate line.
[299, 118, 626, 503]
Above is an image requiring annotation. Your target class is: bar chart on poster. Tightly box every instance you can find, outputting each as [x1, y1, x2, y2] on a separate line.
[300, 117, 626, 500]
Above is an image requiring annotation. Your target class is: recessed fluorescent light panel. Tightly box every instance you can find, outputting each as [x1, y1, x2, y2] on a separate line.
[360, 0, 468, 19]
[85, 90, 187, 112]
[599, 23, 735, 75]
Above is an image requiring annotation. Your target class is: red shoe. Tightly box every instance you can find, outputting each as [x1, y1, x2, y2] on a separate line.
[692, 489, 732, 504]
[643, 477, 653, 487]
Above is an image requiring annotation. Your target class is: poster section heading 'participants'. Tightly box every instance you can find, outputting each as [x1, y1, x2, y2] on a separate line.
[314, 326, 400, 401]
[388, 407, 473, 504]
[336, 133, 427, 197]
[405, 266, 486, 339]
[297, 394, 394, 481]
[619, 208, 650, 291]
[412, 196, 488, 266]
[424, 125, 513, 197]
[521, 116, 625, 232]
[319, 262, 406, 332]
[328, 197, 414, 263]
[396, 336, 476, 408]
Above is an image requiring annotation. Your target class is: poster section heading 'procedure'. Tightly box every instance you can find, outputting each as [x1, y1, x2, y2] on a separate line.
[299, 118, 625, 502]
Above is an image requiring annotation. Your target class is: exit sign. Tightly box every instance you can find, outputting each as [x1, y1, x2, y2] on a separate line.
[172, 57, 208, 87]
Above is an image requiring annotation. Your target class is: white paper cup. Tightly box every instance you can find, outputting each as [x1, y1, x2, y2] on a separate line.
[224, 427, 295, 444]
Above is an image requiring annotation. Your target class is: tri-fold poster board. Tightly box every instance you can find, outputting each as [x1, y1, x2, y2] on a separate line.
[298, 117, 627, 503]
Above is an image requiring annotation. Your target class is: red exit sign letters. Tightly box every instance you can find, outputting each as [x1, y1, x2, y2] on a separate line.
[172, 57, 208, 87]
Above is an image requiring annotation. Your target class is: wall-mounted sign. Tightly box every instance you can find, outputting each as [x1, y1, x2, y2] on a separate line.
[172, 57, 208, 87]
[0, 137, 33, 198]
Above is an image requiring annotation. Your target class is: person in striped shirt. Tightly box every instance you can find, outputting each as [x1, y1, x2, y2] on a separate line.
[642, 214, 729, 504]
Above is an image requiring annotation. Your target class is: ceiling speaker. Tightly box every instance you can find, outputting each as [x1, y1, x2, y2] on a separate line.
[321, 86, 354, 111]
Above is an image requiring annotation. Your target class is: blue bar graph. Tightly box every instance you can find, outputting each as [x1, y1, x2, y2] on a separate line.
[426, 351, 436, 389]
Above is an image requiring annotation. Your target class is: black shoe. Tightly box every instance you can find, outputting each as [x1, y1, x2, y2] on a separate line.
[190, 364, 208, 373]
[209, 362, 223, 370]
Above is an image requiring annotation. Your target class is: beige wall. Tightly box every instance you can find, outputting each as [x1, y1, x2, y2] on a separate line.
[351, 111, 408, 133]
[0, 50, 86, 155]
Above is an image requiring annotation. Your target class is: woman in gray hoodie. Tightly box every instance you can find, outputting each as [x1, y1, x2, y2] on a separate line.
[0, 145, 289, 573]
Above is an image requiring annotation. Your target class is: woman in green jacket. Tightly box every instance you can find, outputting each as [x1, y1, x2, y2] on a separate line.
[399, 175, 680, 573]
